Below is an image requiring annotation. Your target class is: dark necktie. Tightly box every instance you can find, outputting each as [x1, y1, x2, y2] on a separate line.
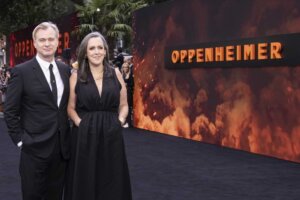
[49, 64, 57, 104]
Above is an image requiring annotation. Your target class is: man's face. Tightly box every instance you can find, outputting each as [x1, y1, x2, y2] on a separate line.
[33, 28, 58, 61]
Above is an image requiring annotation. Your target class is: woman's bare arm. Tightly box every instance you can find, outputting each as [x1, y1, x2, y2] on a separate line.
[67, 71, 81, 126]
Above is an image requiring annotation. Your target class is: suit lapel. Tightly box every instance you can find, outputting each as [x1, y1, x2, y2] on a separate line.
[57, 62, 69, 108]
[32, 58, 55, 102]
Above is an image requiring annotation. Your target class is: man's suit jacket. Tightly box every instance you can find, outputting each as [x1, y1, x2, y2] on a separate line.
[4, 57, 71, 159]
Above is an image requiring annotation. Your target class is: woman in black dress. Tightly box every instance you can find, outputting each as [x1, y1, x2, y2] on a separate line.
[65, 32, 132, 200]
[121, 62, 134, 127]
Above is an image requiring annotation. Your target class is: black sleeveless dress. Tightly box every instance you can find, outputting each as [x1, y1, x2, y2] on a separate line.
[65, 68, 132, 200]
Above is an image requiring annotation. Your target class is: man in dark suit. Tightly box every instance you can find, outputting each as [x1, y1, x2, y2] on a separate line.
[4, 22, 71, 200]
[113, 47, 124, 71]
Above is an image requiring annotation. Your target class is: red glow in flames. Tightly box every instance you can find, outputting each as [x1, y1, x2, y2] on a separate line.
[133, 0, 300, 162]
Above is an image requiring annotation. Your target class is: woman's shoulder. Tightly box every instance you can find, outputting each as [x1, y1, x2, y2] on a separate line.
[70, 69, 78, 80]
[104, 65, 116, 77]
[108, 65, 116, 71]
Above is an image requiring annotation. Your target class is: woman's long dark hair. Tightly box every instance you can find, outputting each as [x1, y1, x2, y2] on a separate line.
[77, 32, 112, 82]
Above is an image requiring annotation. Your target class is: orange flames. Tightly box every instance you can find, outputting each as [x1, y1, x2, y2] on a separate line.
[133, 0, 300, 163]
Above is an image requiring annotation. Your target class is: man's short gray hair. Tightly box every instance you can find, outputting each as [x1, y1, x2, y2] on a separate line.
[32, 22, 59, 40]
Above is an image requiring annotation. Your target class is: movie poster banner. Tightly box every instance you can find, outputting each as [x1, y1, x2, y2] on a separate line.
[133, 0, 300, 163]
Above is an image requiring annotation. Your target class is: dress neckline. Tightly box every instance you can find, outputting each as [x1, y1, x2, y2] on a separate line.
[90, 72, 104, 99]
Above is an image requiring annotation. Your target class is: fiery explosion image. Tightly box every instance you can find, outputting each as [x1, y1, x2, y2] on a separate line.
[133, 0, 300, 163]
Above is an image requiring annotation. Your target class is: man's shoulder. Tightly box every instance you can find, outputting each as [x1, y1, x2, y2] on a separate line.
[117, 53, 124, 59]
[56, 61, 69, 68]
[56, 61, 71, 73]
[14, 58, 36, 70]
[55, 61, 71, 69]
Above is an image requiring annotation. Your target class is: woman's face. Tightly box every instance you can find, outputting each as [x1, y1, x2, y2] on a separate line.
[86, 37, 106, 67]
[122, 64, 130, 73]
